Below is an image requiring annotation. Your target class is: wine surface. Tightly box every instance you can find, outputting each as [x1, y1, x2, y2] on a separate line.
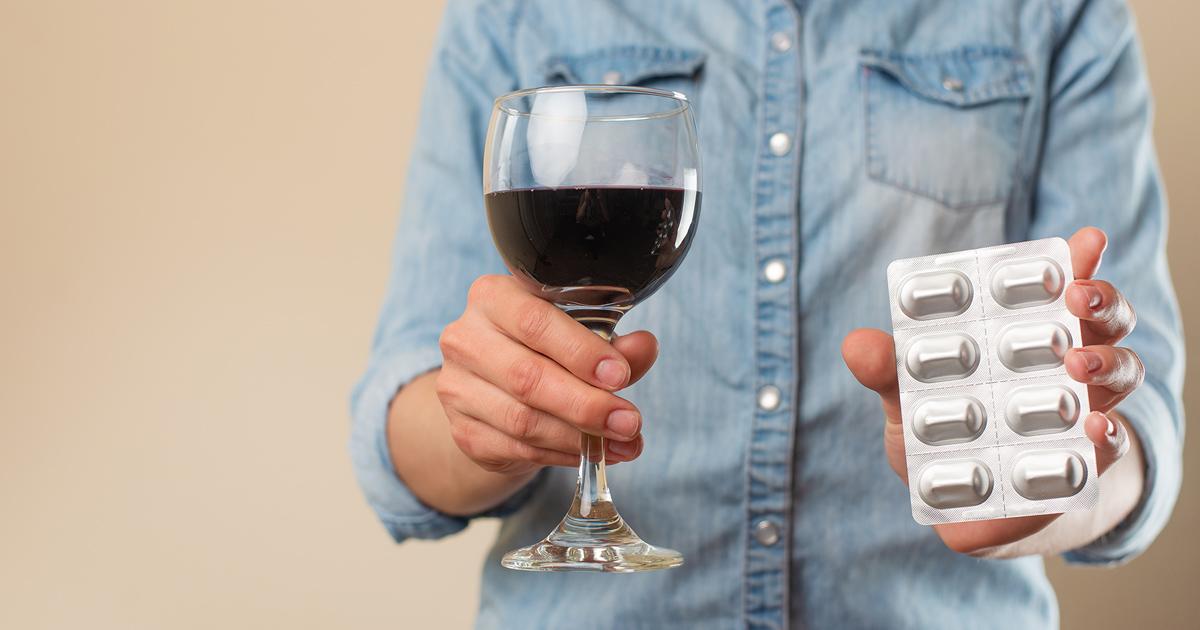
[485, 186, 700, 310]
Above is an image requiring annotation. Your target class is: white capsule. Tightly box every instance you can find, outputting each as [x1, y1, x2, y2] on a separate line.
[912, 396, 987, 446]
[899, 270, 973, 320]
[1010, 450, 1087, 500]
[990, 258, 1065, 309]
[1004, 385, 1080, 436]
[905, 333, 980, 383]
[918, 459, 993, 509]
[996, 321, 1071, 372]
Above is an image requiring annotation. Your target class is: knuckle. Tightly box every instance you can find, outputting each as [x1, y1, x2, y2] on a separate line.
[506, 358, 545, 401]
[438, 323, 466, 361]
[570, 391, 608, 431]
[448, 419, 476, 454]
[468, 275, 502, 304]
[503, 402, 540, 441]
[559, 333, 588, 366]
[434, 372, 456, 404]
[516, 302, 553, 345]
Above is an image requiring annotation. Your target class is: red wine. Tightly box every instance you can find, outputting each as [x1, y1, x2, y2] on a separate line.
[485, 186, 700, 325]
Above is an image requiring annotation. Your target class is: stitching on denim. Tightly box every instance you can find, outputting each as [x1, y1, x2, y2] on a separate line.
[542, 45, 707, 84]
[861, 59, 1029, 209]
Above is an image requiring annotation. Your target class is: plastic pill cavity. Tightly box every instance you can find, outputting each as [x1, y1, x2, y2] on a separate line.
[918, 459, 993, 508]
[996, 321, 1071, 372]
[989, 258, 1065, 308]
[912, 396, 987, 445]
[899, 270, 973, 320]
[1010, 450, 1087, 500]
[905, 333, 980, 383]
[1004, 385, 1080, 436]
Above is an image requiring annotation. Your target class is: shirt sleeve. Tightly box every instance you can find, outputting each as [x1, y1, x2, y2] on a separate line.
[1025, 0, 1186, 565]
[348, 0, 527, 543]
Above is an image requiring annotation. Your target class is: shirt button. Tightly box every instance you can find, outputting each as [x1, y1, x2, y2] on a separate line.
[754, 520, 781, 546]
[768, 132, 792, 156]
[762, 259, 787, 283]
[602, 70, 623, 85]
[770, 31, 793, 52]
[757, 385, 781, 411]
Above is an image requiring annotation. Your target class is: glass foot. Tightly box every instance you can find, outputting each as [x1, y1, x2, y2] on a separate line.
[501, 501, 682, 573]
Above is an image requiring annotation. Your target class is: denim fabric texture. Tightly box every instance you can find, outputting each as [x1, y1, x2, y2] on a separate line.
[350, 1, 1185, 628]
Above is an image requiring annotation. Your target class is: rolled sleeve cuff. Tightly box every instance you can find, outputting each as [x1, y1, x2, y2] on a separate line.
[1062, 384, 1183, 565]
[348, 344, 544, 543]
[349, 345, 469, 542]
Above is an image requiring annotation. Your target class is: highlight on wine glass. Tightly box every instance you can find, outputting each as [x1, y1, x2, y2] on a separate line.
[483, 85, 702, 572]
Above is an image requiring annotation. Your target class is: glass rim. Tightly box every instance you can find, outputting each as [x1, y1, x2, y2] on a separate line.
[493, 84, 691, 122]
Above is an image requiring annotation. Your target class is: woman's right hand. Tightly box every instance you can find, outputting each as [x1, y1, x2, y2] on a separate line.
[435, 275, 659, 476]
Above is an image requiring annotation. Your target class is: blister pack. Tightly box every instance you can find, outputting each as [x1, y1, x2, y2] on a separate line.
[887, 238, 1098, 525]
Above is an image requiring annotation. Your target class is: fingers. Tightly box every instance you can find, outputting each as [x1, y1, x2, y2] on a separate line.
[1067, 227, 1108, 280]
[469, 275, 633, 391]
[440, 319, 641, 441]
[445, 414, 579, 474]
[1065, 279, 1137, 345]
[843, 328, 909, 481]
[1083, 411, 1130, 476]
[1064, 345, 1145, 411]
[437, 365, 642, 463]
[841, 328, 902, 424]
[611, 331, 659, 386]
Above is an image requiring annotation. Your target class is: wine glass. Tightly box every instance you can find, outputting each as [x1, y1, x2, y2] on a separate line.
[483, 85, 701, 572]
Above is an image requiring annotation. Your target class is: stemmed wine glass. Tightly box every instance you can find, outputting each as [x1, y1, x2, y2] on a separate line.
[483, 85, 701, 572]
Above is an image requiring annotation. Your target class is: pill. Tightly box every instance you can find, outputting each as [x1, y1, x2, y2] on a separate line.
[905, 333, 980, 382]
[899, 270, 974, 320]
[990, 258, 1065, 308]
[996, 321, 1071, 372]
[912, 396, 987, 446]
[1010, 450, 1087, 500]
[1004, 385, 1080, 436]
[918, 459, 993, 508]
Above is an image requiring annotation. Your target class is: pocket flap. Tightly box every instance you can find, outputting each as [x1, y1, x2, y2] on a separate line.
[543, 46, 706, 85]
[860, 46, 1031, 107]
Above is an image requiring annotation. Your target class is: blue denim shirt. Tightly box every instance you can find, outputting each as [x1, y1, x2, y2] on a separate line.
[350, 1, 1186, 628]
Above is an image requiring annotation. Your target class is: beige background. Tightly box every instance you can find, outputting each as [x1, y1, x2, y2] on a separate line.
[0, 1, 1194, 628]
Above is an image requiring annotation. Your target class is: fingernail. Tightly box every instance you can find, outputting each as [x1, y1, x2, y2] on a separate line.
[1080, 284, 1103, 309]
[1078, 350, 1103, 373]
[606, 410, 639, 438]
[609, 440, 636, 458]
[595, 359, 629, 389]
[1106, 417, 1118, 436]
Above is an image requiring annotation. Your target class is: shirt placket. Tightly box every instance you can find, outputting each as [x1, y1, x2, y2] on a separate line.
[745, 2, 802, 629]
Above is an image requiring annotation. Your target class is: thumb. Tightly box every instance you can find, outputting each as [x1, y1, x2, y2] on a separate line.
[611, 330, 658, 387]
[841, 328, 902, 424]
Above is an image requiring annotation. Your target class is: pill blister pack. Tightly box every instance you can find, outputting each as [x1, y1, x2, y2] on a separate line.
[887, 238, 1098, 525]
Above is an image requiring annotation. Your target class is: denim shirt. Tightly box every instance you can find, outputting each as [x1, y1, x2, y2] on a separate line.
[350, 1, 1185, 628]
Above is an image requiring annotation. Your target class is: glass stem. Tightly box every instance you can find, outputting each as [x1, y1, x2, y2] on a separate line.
[549, 318, 628, 542]
[572, 321, 615, 519]
[575, 432, 611, 518]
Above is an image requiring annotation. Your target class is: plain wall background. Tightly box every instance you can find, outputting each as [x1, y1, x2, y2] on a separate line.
[1, 1, 1194, 628]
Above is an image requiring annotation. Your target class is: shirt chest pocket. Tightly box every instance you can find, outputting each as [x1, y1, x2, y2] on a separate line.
[861, 47, 1033, 210]
[541, 45, 706, 107]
